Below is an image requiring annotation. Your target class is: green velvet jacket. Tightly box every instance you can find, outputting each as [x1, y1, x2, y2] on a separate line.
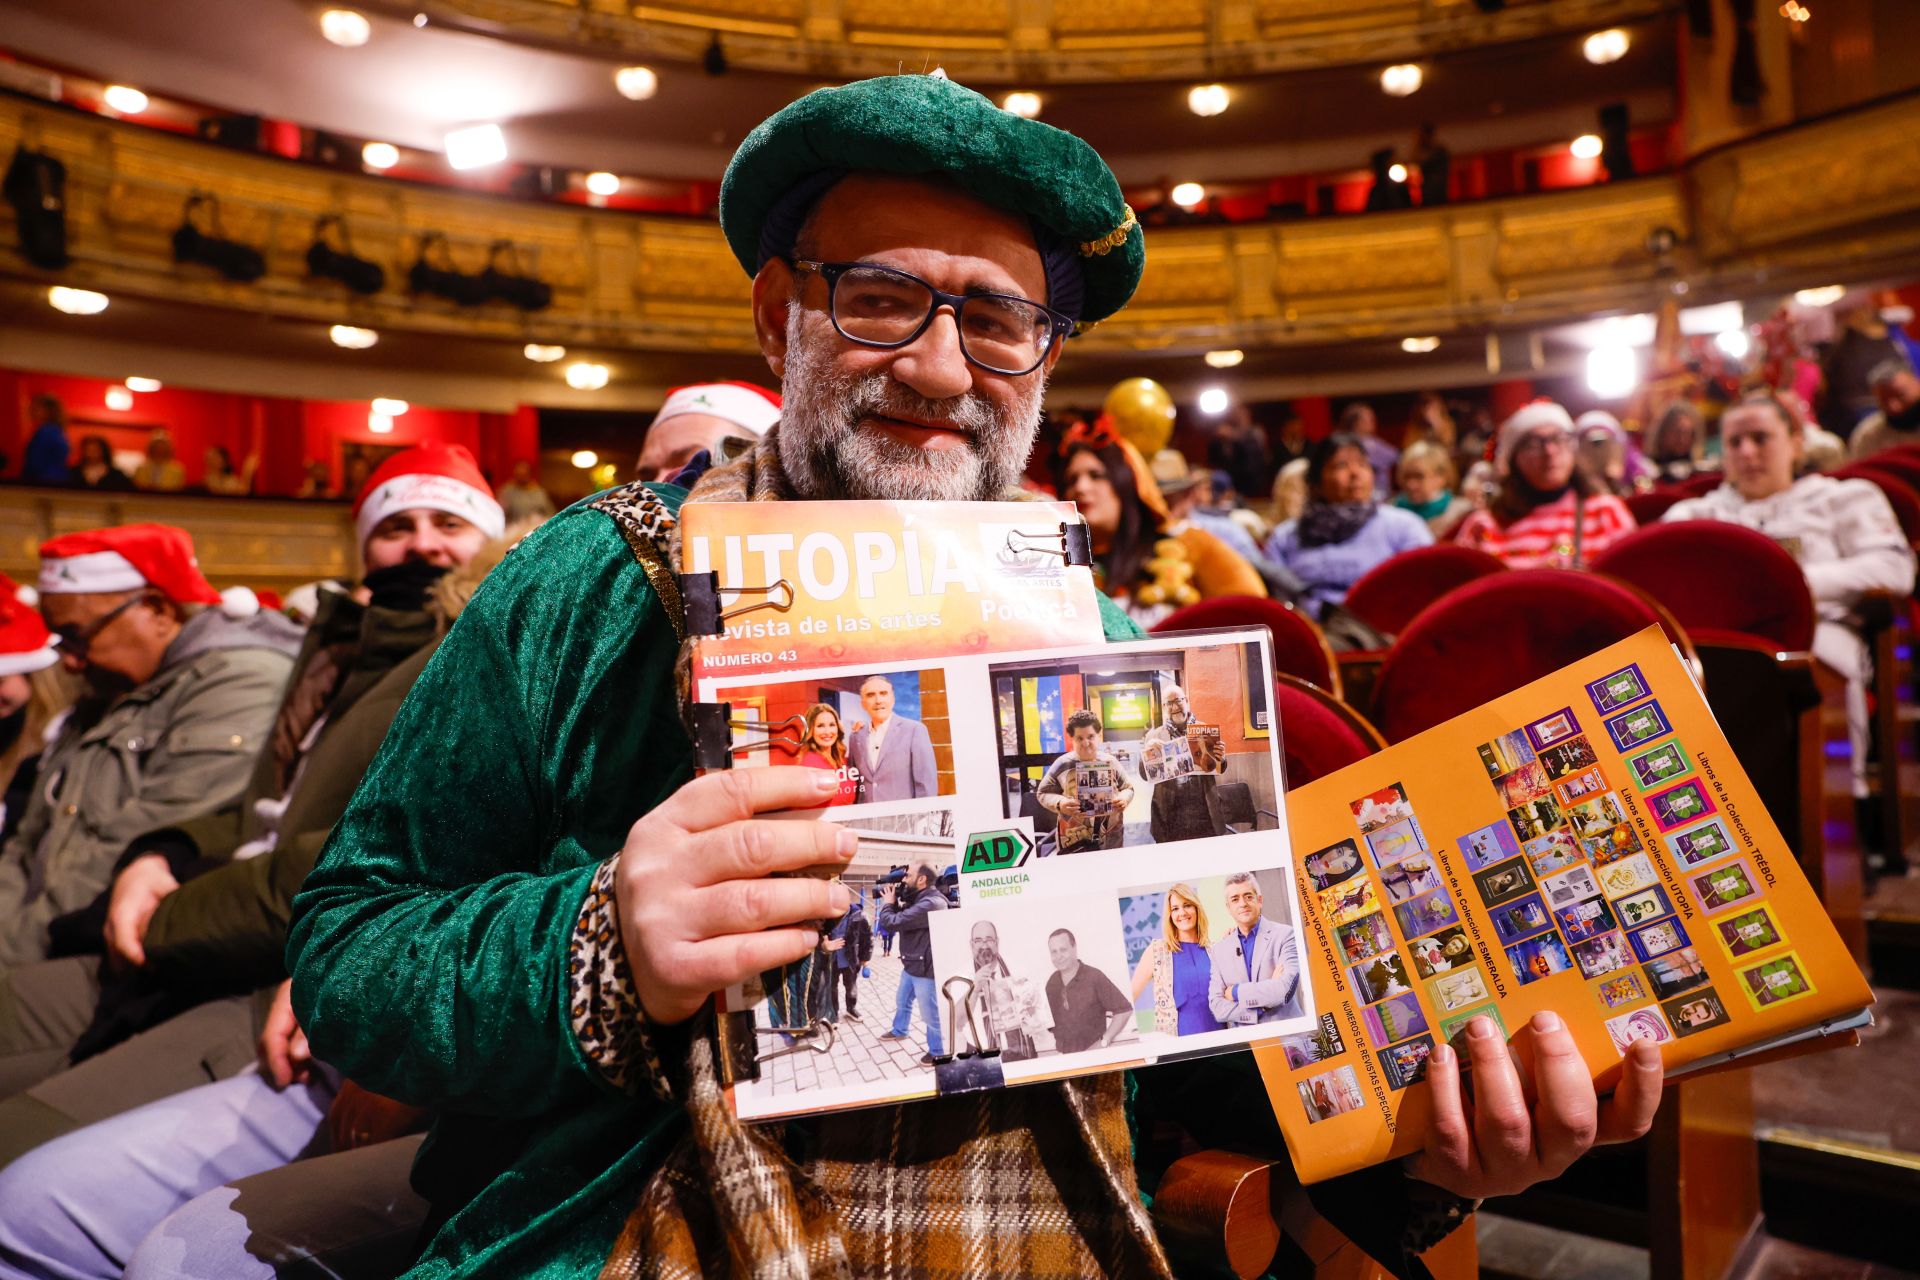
[290, 487, 1148, 1277]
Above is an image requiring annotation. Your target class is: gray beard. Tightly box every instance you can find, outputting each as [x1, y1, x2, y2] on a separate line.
[776, 309, 1044, 502]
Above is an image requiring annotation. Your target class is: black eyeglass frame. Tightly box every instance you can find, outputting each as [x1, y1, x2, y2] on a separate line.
[46, 591, 153, 660]
[789, 258, 1075, 377]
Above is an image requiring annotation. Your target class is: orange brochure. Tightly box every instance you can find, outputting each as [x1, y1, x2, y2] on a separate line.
[1261, 626, 1872, 1182]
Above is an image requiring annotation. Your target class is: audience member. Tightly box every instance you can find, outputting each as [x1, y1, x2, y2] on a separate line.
[1364, 147, 1412, 212]
[1337, 401, 1398, 497]
[293, 461, 332, 499]
[1646, 402, 1706, 485]
[0, 525, 300, 977]
[1392, 441, 1472, 540]
[1454, 401, 1637, 568]
[1405, 392, 1457, 451]
[1412, 123, 1450, 206]
[0, 575, 67, 841]
[1820, 296, 1908, 436]
[1205, 405, 1271, 500]
[1036, 708, 1135, 855]
[634, 381, 781, 482]
[199, 445, 254, 496]
[498, 458, 555, 523]
[1055, 420, 1266, 625]
[1272, 411, 1309, 472]
[1151, 449, 1266, 565]
[132, 430, 187, 492]
[1847, 359, 1920, 459]
[1664, 394, 1915, 847]
[339, 454, 374, 502]
[21, 395, 70, 487]
[1574, 410, 1654, 495]
[1270, 456, 1309, 524]
[0, 504, 528, 1279]
[1263, 433, 1431, 618]
[71, 436, 132, 491]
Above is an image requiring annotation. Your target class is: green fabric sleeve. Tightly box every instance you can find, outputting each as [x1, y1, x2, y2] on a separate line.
[287, 507, 691, 1117]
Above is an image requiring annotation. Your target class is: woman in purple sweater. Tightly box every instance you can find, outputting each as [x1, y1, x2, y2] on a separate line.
[1262, 433, 1432, 619]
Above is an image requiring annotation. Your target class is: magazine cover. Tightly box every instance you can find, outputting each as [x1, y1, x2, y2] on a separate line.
[1259, 627, 1874, 1181]
[689, 626, 1307, 1121]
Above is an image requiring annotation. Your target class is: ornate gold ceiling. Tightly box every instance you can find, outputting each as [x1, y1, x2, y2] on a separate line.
[414, 0, 1677, 83]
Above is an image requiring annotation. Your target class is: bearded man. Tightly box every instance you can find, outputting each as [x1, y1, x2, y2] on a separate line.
[287, 75, 1662, 1280]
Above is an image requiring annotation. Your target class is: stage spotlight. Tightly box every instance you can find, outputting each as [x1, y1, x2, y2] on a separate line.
[1401, 336, 1441, 353]
[1204, 349, 1244, 368]
[571, 450, 600, 469]
[1584, 29, 1629, 64]
[585, 171, 621, 196]
[1003, 92, 1042, 119]
[1170, 182, 1205, 209]
[125, 376, 162, 392]
[1198, 388, 1230, 415]
[105, 386, 134, 411]
[1571, 134, 1604, 159]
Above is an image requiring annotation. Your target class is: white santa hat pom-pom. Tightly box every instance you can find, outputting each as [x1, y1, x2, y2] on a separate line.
[219, 586, 260, 620]
[14, 585, 37, 610]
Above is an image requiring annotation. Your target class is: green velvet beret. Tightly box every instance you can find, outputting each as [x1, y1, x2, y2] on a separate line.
[719, 73, 1144, 328]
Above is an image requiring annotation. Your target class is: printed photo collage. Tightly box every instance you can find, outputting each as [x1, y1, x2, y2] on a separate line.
[1466, 661, 1816, 1053]
[693, 627, 1317, 1120]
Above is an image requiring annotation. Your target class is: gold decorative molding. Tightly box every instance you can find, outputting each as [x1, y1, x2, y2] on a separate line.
[6, 93, 1920, 359]
[406, 0, 1674, 83]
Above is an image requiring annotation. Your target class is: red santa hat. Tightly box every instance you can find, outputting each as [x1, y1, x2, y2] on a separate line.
[352, 442, 505, 549]
[653, 382, 781, 438]
[39, 523, 225, 609]
[1493, 399, 1577, 475]
[0, 573, 58, 677]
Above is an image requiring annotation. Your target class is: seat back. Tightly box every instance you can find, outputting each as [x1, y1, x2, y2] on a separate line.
[1152, 595, 1339, 695]
[1273, 672, 1386, 788]
[1830, 464, 1920, 545]
[1855, 449, 1920, 494]
[1590, 521, 1816, 652]
[1624, 489, 1686, 525]
[1676, 471, 1724, 497]
[1373, 569, 1667, 742]
[1341, 544, 1506, 640]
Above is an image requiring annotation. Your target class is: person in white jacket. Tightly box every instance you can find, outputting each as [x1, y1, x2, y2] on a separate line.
[1664, 393, 1916, 822]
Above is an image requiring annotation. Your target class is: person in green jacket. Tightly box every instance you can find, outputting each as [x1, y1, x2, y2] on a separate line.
[259, 77, 1650, 1280]
[0, 524, 300, 979]
[0, 446, 503, 1132]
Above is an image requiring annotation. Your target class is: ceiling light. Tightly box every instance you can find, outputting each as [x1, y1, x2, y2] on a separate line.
[615, 66, 659, 101]
[571, 450, 600, 469]
[1401, 336, 1441, 353]
[412, 11, 428, 26]
[372, 397, 409, 416]
[444, 123, 507, 171]
[1583, 29, 1630, 64]
[565, 361, 609, 390]
[523, 343, 566, 362]
[124, 376, 162, 393]
[105, 386, 134, 412]
[1587, 345, 1638, 399]
[1170, 182, 1205, 209]
[1714, 329, 1752, 360]
[1002, 91, 1042, 119]
[1570, 134, 1604, 159]
[1187, 84, 1229, 117]
[1780, 2, 1809, 23]
[102, 85, 148, 114]
[368, 411, 394, 434]
[362, 141, 399, 170]
[1198, 387, 1230, 415]
[1388, 163, 1408, 183]
[1380, 65, 1422, 97]
[1204, 349, 1244, 369]
[1794, 284, 1846, 307]
[47, 286, 108, 315]
[329, 324, 378, 349]
[319, 9, 372, 47]
[584, 171, 621, 197]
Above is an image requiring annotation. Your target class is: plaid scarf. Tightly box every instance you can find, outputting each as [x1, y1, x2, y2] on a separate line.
[605, 426, 1174, 1280]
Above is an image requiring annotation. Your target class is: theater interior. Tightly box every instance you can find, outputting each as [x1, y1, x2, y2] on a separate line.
[4, 1, 1920, 1277]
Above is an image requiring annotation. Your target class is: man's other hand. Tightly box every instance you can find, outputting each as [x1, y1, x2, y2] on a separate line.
[104, 852, 179, 971]
[257, 978, 313, 1089]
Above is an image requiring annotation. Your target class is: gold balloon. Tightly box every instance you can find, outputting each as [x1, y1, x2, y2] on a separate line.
[1103, 378, 1176, 455]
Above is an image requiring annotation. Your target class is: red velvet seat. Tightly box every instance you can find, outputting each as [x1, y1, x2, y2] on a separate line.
[1341, 544, 1506, 640]
[1624, 489, 1686, 526]
[1273, 673, 1385, 789]
[1151, 596, 1340, 696]
[1372, 569, 1669, 742]
[1590, 522, 1816, 652]
[1829, 464, 1920, 545]
[1852, 449, 1920, 495]
[1676, 470, 1724, 497]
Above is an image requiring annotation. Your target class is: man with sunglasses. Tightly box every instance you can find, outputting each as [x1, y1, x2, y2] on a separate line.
[284, 75, 1661, 1280]
[0, 524, 299, 980]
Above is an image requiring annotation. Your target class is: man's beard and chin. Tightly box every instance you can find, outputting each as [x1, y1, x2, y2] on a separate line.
[776, 310, 1044, 502]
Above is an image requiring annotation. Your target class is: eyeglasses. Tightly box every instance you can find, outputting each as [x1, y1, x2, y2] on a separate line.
[1515, 434, 1574, 457]
[790, 259, 1073, 377]
[46, 593, 149, 660]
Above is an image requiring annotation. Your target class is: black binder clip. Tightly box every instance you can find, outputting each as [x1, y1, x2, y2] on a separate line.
[678, 571, 798, 636]
[932, 976, 1006, 1095]
[1005, 522, 1094, 567]
[688, 703, 810, 769]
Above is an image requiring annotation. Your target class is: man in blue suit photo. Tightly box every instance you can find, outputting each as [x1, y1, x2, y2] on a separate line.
[848, 674, 937, 802]
[1209, 870, 1303, 1025]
